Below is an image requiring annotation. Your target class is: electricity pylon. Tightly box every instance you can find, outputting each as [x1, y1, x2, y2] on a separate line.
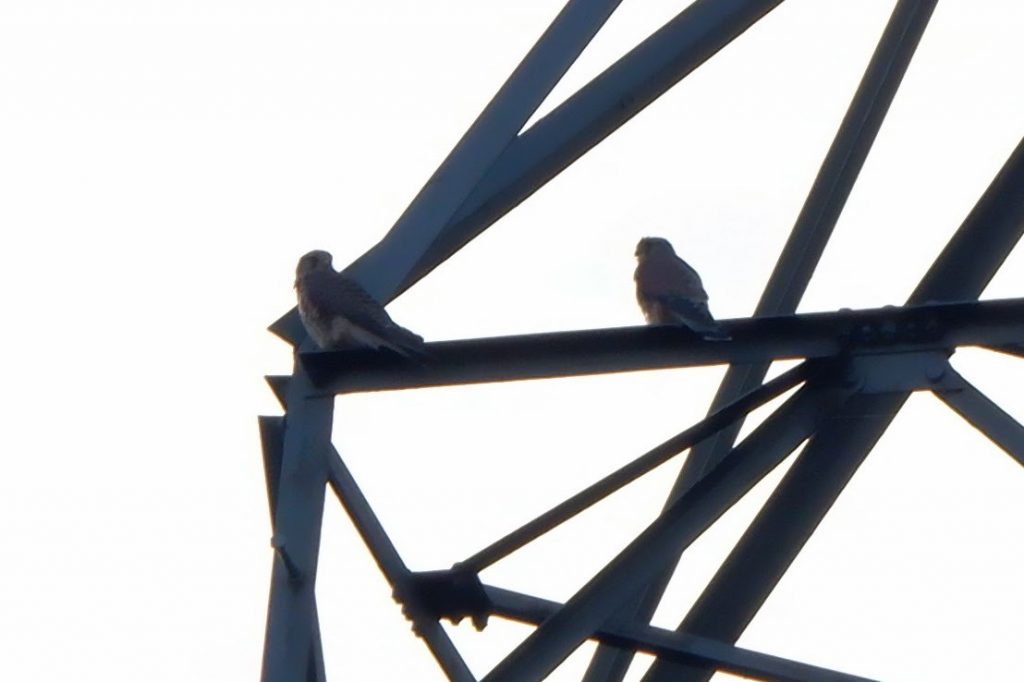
[259, 1, 1024, 679]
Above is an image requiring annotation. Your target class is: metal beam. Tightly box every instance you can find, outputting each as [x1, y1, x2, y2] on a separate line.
[396, 0, 786, 297]
[482, 383, 847, 681]
[324, 447, 410, 585]
[324, 448, 476, 682]
[259, 413, 326, 682]
[265, 375, 291, 410]
[667, 0, 941, 489]
[934, 366, 1024, 468]
[342, 0, 624, 302]
[258, 416, 285, 524]
[639, 137, 1024, 681]
[483, 586, 878, 682]
[265, 135, 1023, 679]
[267, 0, 785, 340]
[308, 602, 326, 682]
[459, 363, 812, 573]
[584, 2, 942, 674]
[985, 343, 1024, 360]
[269, 308, 307, 348]
[641, 393, 906, 681]
[909, 136, 1024, 304]
[302, 297, 1024, 394]
[261, 368, 333, 682]
[266, 0, 782, 339]
[762, 0, 940, 317]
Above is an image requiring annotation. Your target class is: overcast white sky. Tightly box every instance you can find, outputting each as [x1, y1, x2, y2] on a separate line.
[1, 1, 1023, 680]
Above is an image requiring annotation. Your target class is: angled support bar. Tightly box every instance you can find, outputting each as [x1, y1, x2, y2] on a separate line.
[587, 4, 943, 674]
[755, 0, 940, 317]
[302, 298, 1024, 394]
[639, 135, 1024, 681]
[933, 366, 1024, 469]
[271, 0, 623, 337]
[909, 136, 1024, 304]
[271, 0, 786, 338]
[344, 0, 624, 302]
[324, 447, 411, 587]
[325, 448, 476, 682]
[483, 586, 878, 682]
[459, 362, 813, 572]
[642, 392, 908, 682]
[667, 0, 943, 496]
[483, 383, 848, 681]
[398, 0, 786, 296]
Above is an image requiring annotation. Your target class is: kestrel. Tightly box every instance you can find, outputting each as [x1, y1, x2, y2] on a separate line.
[634, 237, 729, 340]
[295, 250, 426, 356]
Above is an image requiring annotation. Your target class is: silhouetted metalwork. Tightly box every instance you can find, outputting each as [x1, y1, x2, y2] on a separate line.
[589, 2, 942, 674]
[259, 1, 1024, 680]
[300, 298, 1023, 393]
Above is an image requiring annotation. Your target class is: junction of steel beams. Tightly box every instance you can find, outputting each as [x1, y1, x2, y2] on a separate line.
[259, 1, 1023, 680]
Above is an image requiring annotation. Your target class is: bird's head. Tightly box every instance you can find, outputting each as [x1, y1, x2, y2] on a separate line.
[635, 237, 675, 259]
[296, 250, 334, 280]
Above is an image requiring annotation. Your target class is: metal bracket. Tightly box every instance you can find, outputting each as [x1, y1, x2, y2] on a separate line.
[271, 535, 304, 584]
[400, 569, 492, 632]
[846, 351, 963, 394]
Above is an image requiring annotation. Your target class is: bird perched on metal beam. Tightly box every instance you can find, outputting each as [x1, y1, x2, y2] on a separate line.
[634, 236, 730, 340]
[295, 249, 427, 356]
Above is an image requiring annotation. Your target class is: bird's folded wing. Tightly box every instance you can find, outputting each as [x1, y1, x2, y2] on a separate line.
[637, 257, 709, 302]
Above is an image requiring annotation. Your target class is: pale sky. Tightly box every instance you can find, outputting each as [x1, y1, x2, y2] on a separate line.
[1, 1, 1023, 680]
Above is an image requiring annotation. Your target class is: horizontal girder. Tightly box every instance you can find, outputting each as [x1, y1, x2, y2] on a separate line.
[300, 297, 1024, 394]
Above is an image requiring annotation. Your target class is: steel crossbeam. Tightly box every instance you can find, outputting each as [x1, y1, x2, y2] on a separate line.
[934, 366, 1024, 469]
[258, 0, 1024, 678]
[324, 447, 476, 681]
[459, 363, 813, 573]
[638, 137, 1024, 682]
[344, 0, 623, 303]
[269, 0, 785, 342]
[585, 2, 942, 676]
[397, 0, 786, 298]
[482, 586, 879, 682]
[483, 383, 849, 681]
[641, 392, 907, 681]
[301, 297, 1024, 394]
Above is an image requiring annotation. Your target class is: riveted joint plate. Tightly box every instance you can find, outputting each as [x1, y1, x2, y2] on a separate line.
[847, 351, 962, 394]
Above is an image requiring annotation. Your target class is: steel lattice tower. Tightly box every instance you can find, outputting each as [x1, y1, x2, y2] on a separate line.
[258, 1, 1024, 680]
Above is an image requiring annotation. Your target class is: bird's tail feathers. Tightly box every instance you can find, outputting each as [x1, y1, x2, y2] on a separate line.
[700, 324, 731, 341]
[684, 315, 731, 341]
[669, 298, 731, 341]
[379, 325, 432, 362]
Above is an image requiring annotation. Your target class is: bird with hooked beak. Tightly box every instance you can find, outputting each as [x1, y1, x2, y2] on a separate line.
[294, 249, 427, 356]
[634, 236, 730, 340]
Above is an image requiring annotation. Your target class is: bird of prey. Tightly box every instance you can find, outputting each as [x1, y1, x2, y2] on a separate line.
[634, 236, 730, 340]
[295, 249, 427, 356]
